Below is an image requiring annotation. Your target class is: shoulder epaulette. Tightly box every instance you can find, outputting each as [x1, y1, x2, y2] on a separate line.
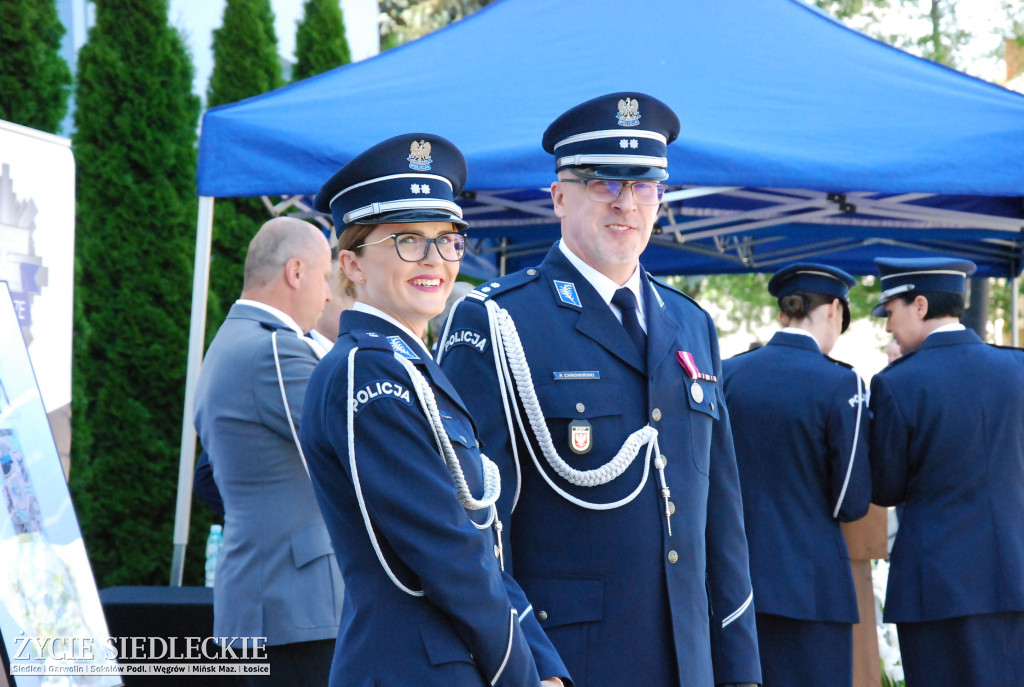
[824, 355, 855, 371]
[879, 349, 918, 372]
[463, 267, 542, 302]
[991, 343, 1024, 353]
[349, 330, 395, 351]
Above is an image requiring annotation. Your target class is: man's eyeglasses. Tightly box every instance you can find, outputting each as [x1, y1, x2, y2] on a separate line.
[559, 179, 665, 206]
[356, 232, 466, 262]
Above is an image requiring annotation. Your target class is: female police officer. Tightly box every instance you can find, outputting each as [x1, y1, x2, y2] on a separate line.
[299, 134, 569, 687]
[721, 263, 872, 687]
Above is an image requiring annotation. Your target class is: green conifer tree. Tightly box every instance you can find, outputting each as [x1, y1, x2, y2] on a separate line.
[293, 0, 352, 82]
[205, 0, 284, 343]
[71, 0, 202, 586]
[0, 0, 73, 133]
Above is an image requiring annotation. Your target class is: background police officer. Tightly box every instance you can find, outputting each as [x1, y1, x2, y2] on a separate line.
[439, 93, 761, 687]
[870, 257, 1024, 687]
[723, 263, 871, 687]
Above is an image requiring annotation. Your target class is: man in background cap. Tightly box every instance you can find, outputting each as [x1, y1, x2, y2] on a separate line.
[438, 93, 760, 687]
[194, 216, 343, 685]
[870, 257, 1024, 687]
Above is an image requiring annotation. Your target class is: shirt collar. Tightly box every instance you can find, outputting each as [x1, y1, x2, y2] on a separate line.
[236, 299, 304, 336]
[558, 239, 644, 319]
[928, 322, 966, 337]
[353, 302, 432, 358]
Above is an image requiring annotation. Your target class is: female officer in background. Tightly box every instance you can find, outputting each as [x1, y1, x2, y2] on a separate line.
[299, 133, 569, 687]
[721, 263, 871, 687]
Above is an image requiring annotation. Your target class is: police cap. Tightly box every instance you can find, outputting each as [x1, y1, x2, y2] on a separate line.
[770, 262, 857, 332]
[542, 92, 680, 182]
[315, 133, 468, 237]
[871, 257, 976, 317]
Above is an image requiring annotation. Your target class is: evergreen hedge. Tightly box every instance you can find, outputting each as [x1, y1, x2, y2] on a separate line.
[0, 0, 73, 133]
[293, 0, 352, 83]
[70, 0, 206, 587]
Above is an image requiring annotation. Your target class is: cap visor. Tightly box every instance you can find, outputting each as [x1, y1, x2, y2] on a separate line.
[565, 165, 668, 182]
[346, 208, 467, 230]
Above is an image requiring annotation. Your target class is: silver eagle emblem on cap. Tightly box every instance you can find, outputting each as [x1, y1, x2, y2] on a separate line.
[616, 97, 640, 127]
[407, 139, 433, 171]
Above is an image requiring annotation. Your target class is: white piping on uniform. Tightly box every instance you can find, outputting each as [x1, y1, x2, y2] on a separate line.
[553, 128, 667, 149]
[556, 154, 667, 169]
[346, 347, 425, 597]
[271, 330, 310, 477]
[721, 591, 754, 629]
[330, 172, 452, 205]
[490, 609, 517, 686]
[832, 373, 864, 519]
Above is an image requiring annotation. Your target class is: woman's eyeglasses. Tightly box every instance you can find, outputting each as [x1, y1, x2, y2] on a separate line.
[356, 232, 466, 262]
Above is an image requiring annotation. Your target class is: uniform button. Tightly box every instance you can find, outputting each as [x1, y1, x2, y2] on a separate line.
[668, 501, 676, 515]
[537, 610, 548, 622]
[576, 403, 585, 413]
[652, 408, 662, 422]
[527, 269, 537, 276]
[667, 550, 678, 564]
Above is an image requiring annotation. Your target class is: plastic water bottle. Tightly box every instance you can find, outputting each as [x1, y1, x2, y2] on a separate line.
[205, 524, 223, 587]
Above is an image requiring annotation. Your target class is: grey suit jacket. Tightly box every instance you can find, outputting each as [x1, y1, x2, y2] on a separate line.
[194, 302, 343, 646]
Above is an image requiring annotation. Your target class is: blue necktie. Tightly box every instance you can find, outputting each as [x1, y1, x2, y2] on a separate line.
[612, 287, 646, 359]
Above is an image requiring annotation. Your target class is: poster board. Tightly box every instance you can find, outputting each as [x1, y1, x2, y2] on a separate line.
[0, 281, 120, 685]
[0, 120, 75, 477]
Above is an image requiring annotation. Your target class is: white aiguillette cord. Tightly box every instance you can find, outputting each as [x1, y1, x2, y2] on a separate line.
[481, 300, 673, 534]
[345, 346, 506, 596]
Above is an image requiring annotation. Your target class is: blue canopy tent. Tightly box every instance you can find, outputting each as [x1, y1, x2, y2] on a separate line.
[172, 0, 1024, 582]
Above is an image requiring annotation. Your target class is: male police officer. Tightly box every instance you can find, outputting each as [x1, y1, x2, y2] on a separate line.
[438, 93, 760, 687]
[194, 217, 343, 685]
[870, 257, 1024, 687]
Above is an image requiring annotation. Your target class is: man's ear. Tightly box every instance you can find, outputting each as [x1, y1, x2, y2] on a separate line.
[283, 257, 304, 289]
[551, 180, 569, 219]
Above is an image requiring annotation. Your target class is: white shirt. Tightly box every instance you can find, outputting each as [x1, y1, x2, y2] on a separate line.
[558, 239, 647, 332]
[926, 322, 966, 339]
[779, 326, 820, 350]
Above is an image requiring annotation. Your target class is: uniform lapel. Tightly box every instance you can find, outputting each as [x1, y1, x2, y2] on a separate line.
[642, 270, 682, 375]
[544, 248, 645, 373]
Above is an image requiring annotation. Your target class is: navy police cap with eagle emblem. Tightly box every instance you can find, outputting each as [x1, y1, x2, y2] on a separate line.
[315, 133, 468, 236]
[769, 262, 857, 333]
[542, 92, 681, 182]
[871, 256, 977, 316]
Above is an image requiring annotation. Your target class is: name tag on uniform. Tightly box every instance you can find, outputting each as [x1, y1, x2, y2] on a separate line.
[553, 371, 600, 380]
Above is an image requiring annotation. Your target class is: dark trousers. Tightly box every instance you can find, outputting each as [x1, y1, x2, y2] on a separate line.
[755, 612, 852, 687]
[241, 638, 335, 687]
[898, 611, 1024, 687]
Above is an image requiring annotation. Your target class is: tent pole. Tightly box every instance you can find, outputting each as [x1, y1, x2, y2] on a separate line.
[1012, 276, 1020, 348]
[170, 195, 215, 586]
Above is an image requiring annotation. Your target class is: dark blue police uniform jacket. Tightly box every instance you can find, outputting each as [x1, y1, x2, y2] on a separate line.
[870, 328, 1024, 624]
[723, 331, 871, 624]
[300, 310, 568, 687]
[438, 245, 761, 687]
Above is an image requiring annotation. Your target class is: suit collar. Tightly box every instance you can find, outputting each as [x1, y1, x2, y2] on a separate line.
[768, 330, 823, 353]
[920, 327, 983, 349]
[232, 299, 304, 335]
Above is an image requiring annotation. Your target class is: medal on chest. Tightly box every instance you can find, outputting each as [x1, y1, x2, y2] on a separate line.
[676, 350, 716, 403]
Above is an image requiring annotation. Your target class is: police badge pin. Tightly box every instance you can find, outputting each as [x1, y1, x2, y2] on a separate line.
[569, 419, 592, 455]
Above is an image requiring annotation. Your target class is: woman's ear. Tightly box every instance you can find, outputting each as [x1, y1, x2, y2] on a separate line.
[340, 250, 364, 286]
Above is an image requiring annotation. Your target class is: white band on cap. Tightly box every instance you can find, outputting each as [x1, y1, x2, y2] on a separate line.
[879, 283, 916, 301]
[343, 198, 463, 224]
[553, 128, 668, 149]
[880, 269, 966, 284]
[330, 173, 453, 207]
[792, 270, 840, 280]
[556, 154, 668, 169]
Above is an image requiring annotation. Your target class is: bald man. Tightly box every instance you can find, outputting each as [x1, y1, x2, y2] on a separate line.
[194, 217, 343, 685]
